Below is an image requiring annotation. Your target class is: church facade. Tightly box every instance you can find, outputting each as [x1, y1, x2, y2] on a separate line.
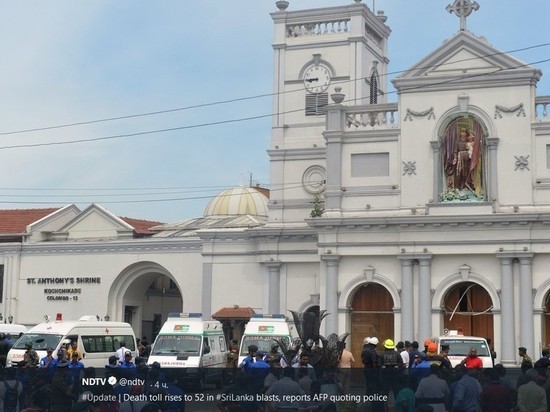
[0, 0, 549, 366]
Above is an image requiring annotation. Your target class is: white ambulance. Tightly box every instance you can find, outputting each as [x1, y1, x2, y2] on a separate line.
[433, 329, 493, 368]
[238, 314, 292, 365]
[6, 313, 137, 368]
[147, 313, 227, 390]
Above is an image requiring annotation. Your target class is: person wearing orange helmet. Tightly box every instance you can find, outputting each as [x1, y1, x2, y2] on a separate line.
[423, 338, 433, 354]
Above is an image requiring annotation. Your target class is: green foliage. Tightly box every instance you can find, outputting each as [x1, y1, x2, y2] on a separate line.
[310, 194, 324, 217]
[440, 188, 483, 202]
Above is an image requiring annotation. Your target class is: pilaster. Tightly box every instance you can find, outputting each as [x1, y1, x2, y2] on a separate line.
[321, 253, 341, 336]
[265, 260, 282, 314]
[417, 255, 433, 341]
[201, 262, 213, 319]
[496, 256, 515, 365]
[397, 257, 414, 340]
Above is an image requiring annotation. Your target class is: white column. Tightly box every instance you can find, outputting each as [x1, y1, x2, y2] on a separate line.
[519, 254, 535, 357]
[430, 141, 441, 202]
[497, 256, 516, 365]
[322, 254, 341, 336]
[398, 257, 414, 340]
[201, 263, 213, 319]
[418, 256, 433, 341]
[486, 138, 499, 201]
[265, 261, 282, 314]
[324, 101, 346, 213]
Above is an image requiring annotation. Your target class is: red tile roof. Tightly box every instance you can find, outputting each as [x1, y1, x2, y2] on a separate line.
[0, 208, 164, 236]
[120, 217, 165, 235]
[0, 208, 61, 233]
[212, 306, 256, 320]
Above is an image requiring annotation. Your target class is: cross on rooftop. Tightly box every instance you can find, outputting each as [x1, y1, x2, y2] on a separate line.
[446, 0, 480, 31]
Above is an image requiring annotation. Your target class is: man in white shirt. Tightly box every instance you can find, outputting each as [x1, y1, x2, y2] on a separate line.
[115, 341, 128, 363]
[396, 341, 410, 368]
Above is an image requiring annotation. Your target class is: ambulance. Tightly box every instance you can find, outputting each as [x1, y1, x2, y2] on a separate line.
[238, 314, 292, 365]
[6, 313, 137, 368]
[147, 313, 227, 389]
[433, 329, 493, 367]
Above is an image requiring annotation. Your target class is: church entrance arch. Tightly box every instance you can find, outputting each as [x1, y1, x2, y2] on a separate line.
[107, 262, 182, 342]
[543, 292, 550, 347]
[350, 283, 394, 364]
[442, 282, 493, 344]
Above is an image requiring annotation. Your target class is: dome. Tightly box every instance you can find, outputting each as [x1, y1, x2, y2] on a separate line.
[203, 186, 269, 217]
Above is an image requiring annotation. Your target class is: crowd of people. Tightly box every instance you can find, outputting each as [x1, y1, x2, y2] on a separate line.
[217, 337, 550, 412]
[4, 331, 550, 411]
[0, 336, 184, 412]
[359, 337, 550, 412]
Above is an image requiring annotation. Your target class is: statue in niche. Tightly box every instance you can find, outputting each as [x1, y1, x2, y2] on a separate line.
[441, 117, 484, 201]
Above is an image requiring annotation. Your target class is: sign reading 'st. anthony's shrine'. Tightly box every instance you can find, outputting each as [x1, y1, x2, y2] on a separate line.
[26, 276, 101, 301]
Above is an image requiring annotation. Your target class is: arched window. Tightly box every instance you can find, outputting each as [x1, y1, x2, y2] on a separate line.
[443, 282, 493, 343]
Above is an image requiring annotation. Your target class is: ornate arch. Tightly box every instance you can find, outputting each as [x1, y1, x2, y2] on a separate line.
[435, 103, 496, 141]
[433, 101, 498, 202]
[534, 278, 550, 311]
[432, 268, 500, 312]
[338, 268, 400, 311]
[107, 261, 180, 321]
[297, 294, 320, 313]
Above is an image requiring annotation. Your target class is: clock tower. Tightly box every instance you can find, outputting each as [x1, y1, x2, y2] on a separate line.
[268, 1, 391, 223]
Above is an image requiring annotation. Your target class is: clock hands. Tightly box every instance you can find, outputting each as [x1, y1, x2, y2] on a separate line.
[305, 78, 319, 83]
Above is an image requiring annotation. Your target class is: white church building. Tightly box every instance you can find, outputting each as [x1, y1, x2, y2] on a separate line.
[1, 0, 550, 366]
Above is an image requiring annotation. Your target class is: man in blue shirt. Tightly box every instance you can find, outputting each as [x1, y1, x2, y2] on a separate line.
[239, 344, 258, 372]
[39, 347, 58, 369]
[249, 351, 270, 394]
[120, 350, 137, 368]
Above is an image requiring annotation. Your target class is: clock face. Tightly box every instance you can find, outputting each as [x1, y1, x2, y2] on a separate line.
[304, 65, 331, 94]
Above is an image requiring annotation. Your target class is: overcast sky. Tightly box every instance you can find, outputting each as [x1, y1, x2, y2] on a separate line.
[0, 0, 548, 223]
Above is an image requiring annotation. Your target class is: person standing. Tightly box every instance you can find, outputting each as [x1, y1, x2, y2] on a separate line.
[379, 339, 404, 406]
[115, 341, 129, 363]
[292, 352, 317, 381]
[479, 368, 515, 412]
[0, 368, 23, 412]
[239, 344, 258, 372]
[0, 333, 10, 367]
[518, 347, 533, 373]
[517, 368, 547, 412]
[249, 351, 270, 394]
[338, 342, 355, 393]
[39, 347, 57, 369]
[51, 361, 74, 412]
[66, 340, 82, 361]
[452, 366, 482, 412]
[396, 341, 409, 369]
[394, 374, 415, 412]
[265, 367, 306, 410]
[120, 350, 136, 369]
[415, 364, 450, 412]
[460, 347, 483, 369]
[408, 341, 421, 368]
[362, 337, 380, 393]
[23, 342, 39, 368]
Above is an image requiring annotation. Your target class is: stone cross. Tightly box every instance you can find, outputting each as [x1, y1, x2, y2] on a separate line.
[446, 0, 480, 31]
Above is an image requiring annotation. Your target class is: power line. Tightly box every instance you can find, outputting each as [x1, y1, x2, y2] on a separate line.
[0, 182, 309, 206]
[0, 42, 548, 137]
[1, 55, 548, 151]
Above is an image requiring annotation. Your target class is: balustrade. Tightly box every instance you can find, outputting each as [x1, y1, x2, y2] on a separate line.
[286, 19, 350, 37]
[345, 103, 399, 129]
[536, 96, 550, 122]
